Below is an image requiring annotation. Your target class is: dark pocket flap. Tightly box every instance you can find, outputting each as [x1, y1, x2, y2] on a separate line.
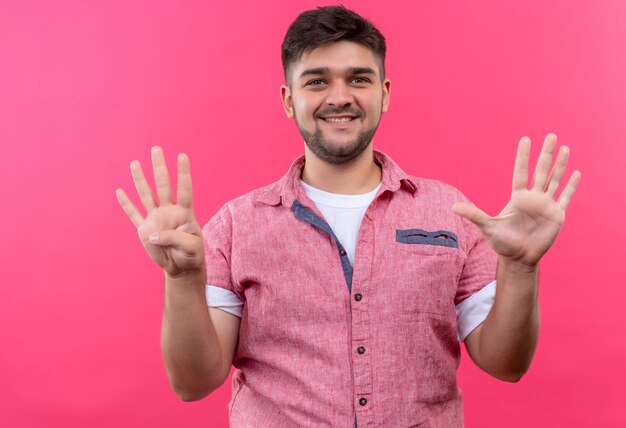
[396, 229, 458, 248]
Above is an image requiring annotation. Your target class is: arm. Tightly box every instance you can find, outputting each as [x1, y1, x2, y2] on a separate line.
[454, 134, 580, 381]
[464, 259, 538, 382]
[116, 147, 239, 400]
[161, 273, 240, 401]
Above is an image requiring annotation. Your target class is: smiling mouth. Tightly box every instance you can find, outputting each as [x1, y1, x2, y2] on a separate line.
[322, 116, 356, 123]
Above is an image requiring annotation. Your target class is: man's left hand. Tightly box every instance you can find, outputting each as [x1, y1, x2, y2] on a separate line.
[452, 134, 581, 268]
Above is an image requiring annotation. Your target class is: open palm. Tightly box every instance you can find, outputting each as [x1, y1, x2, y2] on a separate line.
[453, 134, 581, 267]
[116, 147, 204, 277]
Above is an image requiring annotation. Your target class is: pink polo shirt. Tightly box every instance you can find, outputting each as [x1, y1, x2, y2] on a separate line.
[202, 150, 497, 427]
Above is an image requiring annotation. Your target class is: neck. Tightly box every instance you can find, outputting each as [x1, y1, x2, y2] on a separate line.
[301, 145, 382, 194]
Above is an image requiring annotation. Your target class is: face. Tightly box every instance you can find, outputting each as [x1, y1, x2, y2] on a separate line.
[280, 41, 391, 165]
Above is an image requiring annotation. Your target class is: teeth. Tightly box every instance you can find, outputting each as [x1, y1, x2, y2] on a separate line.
[325, 117, 353, 123]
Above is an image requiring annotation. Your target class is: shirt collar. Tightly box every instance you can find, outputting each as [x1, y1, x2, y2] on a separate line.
[255, 150, 418, 207]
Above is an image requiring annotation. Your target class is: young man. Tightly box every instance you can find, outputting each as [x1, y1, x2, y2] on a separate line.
[116, 6, 580, 427]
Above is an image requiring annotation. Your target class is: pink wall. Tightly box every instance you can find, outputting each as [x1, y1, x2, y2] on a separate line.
[1, 1, 624, 426]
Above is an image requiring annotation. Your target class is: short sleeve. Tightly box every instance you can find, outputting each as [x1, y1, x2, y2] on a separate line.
[202, 205, 242, 301]
[454, 200, 498, 306]
[455, 280, 496, 341]
[205, 285, 244, 317]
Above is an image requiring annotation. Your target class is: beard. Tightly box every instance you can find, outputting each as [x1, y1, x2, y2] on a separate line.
[295, 107, 380, 165]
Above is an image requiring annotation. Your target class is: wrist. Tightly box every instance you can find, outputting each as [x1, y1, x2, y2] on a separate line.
[499, 257, 538, 276]
[165, 268, 206, 288]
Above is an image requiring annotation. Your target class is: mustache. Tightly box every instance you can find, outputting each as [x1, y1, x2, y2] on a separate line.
[314, 107, 363, 119]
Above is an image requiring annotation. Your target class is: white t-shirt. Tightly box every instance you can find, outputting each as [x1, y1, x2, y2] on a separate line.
[205, 180, 496, 341]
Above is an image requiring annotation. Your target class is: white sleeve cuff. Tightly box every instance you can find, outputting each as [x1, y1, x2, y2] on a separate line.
[455, 280, 496, 341]
[205, 285, 244, 318]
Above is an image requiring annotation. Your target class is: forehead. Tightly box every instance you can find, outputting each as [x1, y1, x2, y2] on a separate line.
[291, 40, 381, 79]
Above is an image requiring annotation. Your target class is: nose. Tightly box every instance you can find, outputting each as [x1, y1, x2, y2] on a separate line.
[325, 81, 354, 108]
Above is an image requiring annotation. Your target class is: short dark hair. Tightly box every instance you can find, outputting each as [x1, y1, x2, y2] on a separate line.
[281, 6, 386, 83]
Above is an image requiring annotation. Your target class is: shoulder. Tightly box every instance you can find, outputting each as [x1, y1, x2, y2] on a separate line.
[411, 176, 468, 204]
[204, 179, 284, 228]
[225, 179, 283, 212]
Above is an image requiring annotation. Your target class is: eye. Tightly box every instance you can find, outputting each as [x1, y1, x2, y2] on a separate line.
[305, 79, 326, 86]
[351, 77, 371, 85]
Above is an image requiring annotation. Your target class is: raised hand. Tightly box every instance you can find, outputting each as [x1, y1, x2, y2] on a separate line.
[452, 134, 581, 267]
[116, 147, 205, 278]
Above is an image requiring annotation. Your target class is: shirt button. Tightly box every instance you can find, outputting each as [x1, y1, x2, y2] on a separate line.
[339, 247, 347, 256]
[354, 293, 362, 302]
[357, 346, 365, 355]
[359, 397, 367, 406]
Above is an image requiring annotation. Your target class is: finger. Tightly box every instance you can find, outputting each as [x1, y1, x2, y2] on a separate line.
[531, 134, 557, 190]
[116, 188, 145, 227]
[512, 137, 531, 191]
[152, 146, 174, 205]
[451, 202, 491, 229]
[545, 145, 569, 197]
[557, 170, 581, 210]
[177, 153, 194, 208]
[131, 160, 157, 213]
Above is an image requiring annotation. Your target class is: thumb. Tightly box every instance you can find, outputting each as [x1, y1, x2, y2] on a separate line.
[148, 230, 202, 254]
[451, 202, 490, 228]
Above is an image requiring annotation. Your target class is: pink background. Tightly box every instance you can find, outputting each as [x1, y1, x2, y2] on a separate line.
[1, 0, 624, 426]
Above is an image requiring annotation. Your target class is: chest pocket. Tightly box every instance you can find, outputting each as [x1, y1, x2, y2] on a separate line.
[392, 228, 462, 317]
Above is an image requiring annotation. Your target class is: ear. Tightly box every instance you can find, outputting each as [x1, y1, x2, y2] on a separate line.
[382, 79, 391, 113]
[280, 84, 294, 118]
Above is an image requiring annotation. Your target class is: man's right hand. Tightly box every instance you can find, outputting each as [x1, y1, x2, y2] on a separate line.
[116, 146, 238, 401]
[116, 146, 205, 279]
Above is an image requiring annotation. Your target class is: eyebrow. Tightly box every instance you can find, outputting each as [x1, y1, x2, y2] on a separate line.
[299, 66, 377, 79]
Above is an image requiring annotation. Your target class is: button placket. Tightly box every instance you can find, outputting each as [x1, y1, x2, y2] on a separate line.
[351, 217, 374, 420]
